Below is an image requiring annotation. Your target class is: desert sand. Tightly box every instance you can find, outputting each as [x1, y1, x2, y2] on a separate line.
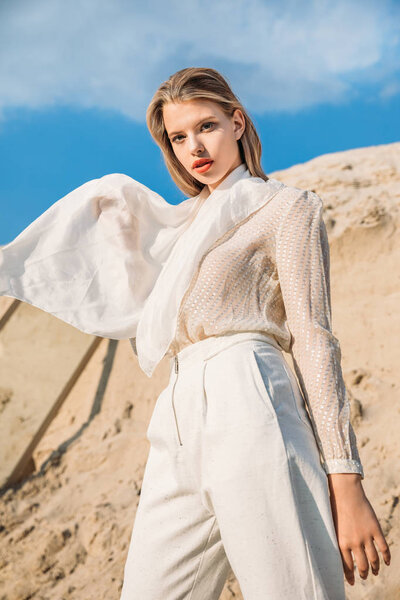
[0, 141, 399, 599]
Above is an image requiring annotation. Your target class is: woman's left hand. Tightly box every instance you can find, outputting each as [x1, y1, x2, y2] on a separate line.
[327, 473, 391, 586]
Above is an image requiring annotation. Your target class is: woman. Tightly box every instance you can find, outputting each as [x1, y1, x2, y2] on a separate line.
[0, 68, 391, 599]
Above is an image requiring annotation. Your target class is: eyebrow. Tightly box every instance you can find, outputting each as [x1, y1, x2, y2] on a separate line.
[168, 115, 216, 138]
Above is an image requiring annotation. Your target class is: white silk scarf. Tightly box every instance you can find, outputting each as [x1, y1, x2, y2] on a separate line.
[0, 163, 285, 377]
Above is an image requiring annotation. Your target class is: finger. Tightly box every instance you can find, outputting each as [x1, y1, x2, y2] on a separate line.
[364, 538, 380, 575]
[352, 543, 369, 580]
[340, 546, 355, 585]
[373, 528, 391, 565]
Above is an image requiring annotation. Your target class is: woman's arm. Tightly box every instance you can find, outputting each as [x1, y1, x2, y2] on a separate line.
[276, 190, 363, 476]
[327, 472, 391, 585]
[276, 189, 391, 584]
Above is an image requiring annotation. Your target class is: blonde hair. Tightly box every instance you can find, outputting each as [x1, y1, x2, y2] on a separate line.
[146, 67, 268, 198]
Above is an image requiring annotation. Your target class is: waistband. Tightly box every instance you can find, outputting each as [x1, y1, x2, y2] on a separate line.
[172, 331, 282, 369]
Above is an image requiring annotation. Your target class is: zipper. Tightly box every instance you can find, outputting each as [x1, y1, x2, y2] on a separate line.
[171, 355, 183, 446]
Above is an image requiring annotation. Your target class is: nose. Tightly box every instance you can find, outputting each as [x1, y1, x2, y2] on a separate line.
[188, 133, 205, 155]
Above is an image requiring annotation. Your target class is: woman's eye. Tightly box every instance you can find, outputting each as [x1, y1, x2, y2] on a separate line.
[171, 122, 215, 143]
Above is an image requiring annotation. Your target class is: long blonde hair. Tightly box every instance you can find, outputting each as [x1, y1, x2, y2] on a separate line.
[146, 67, 268, 198]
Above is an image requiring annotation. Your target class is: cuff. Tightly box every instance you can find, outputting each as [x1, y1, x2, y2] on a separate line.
[322, 458, 364, 480]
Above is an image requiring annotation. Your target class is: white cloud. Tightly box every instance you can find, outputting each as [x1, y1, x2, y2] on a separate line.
[0, 0, 398, 121]
[380, 80, 400, 99]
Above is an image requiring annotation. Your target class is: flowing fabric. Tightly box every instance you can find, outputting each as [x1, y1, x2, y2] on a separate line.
[0, 164, 284, 376]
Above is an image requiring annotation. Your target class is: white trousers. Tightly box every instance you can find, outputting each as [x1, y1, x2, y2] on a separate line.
[120, 331, 346, 600]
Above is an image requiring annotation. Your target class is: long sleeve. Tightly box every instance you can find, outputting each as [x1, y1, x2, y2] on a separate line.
[276, 190, 364, 479]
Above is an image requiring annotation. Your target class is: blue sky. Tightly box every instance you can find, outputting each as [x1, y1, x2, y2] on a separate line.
[0, 0, 399, 245]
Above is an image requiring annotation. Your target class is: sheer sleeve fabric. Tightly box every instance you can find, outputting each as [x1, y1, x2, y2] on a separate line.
[276, 190, 364, 479]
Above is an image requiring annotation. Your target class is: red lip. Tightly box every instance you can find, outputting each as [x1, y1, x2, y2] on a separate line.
[192, 158, 213, 168]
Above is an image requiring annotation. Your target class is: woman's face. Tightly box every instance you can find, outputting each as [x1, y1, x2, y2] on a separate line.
[163, 99, 246, 193]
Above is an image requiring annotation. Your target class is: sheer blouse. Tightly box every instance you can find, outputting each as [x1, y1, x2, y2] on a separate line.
[166, 179, 364, 479]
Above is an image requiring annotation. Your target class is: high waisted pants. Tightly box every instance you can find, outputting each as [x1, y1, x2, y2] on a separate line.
[120, 331, 345, 600]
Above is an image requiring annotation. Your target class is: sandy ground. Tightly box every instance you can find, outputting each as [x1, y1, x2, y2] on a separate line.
[0, 141, 399, 599]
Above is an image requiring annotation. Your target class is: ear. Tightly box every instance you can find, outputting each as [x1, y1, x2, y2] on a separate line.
[232, 108, 246, 141]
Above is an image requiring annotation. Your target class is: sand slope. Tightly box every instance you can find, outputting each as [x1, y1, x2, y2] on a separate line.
[0, 142, 399, 599]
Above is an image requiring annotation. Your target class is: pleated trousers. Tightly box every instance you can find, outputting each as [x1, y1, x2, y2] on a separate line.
[120, 331, 346, 600]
